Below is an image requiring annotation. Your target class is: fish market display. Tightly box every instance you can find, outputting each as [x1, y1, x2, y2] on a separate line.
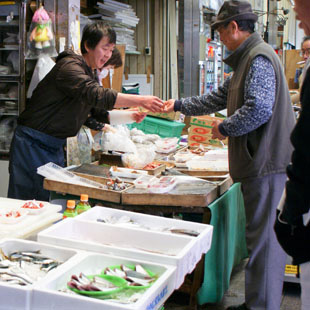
[66, 264, 157, 303]
[21, 200, 45, 210]
[97, 215, 200, 237]
[0, 249, 62, 286]
[105, 177, 131, 191]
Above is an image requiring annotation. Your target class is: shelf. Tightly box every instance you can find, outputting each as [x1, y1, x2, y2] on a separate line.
[125, 50, 141, 55]
[0, 112, 18, 116]
[0, 74, 19, 77]
[0, 46, 19, 50]
[0, 21, 19, 27]
[0, 98, 18, 101]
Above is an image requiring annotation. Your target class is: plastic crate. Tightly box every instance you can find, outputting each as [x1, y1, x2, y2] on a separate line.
[127, 116, 185, 138]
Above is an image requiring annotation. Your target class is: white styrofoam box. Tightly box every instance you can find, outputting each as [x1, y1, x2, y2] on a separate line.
[37, 217, 213, 288]
[77, 206, 213, 260]
[31, 252, 176, 310]
[0, 197, 62, 239]
[0, 238, 79, 310]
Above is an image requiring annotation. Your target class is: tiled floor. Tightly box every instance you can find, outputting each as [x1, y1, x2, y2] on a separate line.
[164, 259, 301, 310]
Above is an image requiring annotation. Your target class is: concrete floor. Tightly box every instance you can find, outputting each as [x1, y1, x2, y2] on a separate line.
[164, 259, 302, 310]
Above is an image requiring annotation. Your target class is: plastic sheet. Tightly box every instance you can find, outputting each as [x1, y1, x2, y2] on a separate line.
[37, 162, 105, 189]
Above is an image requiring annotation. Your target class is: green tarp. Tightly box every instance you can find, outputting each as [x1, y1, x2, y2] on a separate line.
[197, 182, 248, 305]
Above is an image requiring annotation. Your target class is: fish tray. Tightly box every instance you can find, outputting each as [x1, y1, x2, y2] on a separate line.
[122, 179, 218, 207]
[43, 174, 133, 204]
[37, 217, 213, 289]
[0, 197, 62, 239]
[31, 252, 176, 310]
[0, 238, 79, 310]
[98, 154, 166, 177]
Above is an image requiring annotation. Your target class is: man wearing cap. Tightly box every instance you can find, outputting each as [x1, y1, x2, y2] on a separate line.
[164, 1, 295, 310]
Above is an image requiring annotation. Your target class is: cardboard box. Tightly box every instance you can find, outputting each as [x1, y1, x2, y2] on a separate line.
[188, 115, 228, 147]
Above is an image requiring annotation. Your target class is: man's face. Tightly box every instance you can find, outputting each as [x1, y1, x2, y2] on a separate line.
[217, 22, 239, 51]
[301, 40, 310, 61]
[294, 0, 310, 36]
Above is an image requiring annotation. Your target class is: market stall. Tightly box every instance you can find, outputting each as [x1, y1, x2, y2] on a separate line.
[38, 125, 247, 309]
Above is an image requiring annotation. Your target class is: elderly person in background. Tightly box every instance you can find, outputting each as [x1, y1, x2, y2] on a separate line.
[291, 36, 310, 104]
[164, 1, 295, 309]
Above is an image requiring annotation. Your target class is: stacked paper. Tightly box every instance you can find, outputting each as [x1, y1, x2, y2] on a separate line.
[96, 0, 139, 51]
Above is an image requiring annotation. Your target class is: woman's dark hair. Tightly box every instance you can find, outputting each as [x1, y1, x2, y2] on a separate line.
[81, 21, 116, 54]
[223, 19, 255, 33]
[103, 48, 123, 69]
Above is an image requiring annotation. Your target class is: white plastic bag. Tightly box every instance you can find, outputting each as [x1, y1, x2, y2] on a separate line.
[27, 55, 55, 98]
[122, 145, 156, 169]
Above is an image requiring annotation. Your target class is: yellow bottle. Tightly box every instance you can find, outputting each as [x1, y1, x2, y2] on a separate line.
[63, 200, 77, 219]
[76, 194, 91, 215]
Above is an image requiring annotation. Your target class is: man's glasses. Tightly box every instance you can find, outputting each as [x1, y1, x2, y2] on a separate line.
[300, 48, 310, 57]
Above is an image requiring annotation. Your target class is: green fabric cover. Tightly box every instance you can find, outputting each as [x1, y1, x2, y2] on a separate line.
[197, 182, 248, 305]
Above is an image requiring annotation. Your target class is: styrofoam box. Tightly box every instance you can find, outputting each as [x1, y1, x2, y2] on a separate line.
[37, 214, 213, 288]
[31, 252, 176, 310]
[0, 238, 79, 310]
[77, 205, 212, 243]
[0, 197, 62, 239]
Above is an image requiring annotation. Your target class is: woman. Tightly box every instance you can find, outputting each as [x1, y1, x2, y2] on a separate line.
[8, 21, 163, 201]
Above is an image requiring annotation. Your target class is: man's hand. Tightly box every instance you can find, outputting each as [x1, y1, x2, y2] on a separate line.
[211, 120, 226, 140]
[141, 96, 164, 112]
[163, 99, 176, 113]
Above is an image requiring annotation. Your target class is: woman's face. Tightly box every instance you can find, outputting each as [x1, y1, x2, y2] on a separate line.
[85, 36, 115, 69]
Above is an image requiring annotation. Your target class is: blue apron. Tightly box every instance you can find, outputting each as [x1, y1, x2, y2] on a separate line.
[8, 125, 66, 201]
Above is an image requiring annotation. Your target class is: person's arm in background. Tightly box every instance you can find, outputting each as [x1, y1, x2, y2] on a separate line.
[114, 93, 163, 112]
[281, 69, 310, 226]
[56, 60, 163, 113]
[164, 75, 230, 115]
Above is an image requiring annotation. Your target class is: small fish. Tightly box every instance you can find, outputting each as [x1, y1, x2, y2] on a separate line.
[0, 271, 33, 285]
[135, 264, 150, 277]
[41, 262, 59, 272]
[92, 275, 116, 288]
[125, 276, 152, 286]
[125, 269, 152, 280]
[78, 272, 91, 286]
[120, 264, 132, 272]
[113, 268, 126, 278]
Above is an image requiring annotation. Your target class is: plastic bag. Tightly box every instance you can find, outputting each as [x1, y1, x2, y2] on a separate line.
[27, 55, 55, 98]
[122, 145, 156, 169]
[7, 51, 19, 73]
[26, 5, 57, 59]
[103, 131, 137, 153]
